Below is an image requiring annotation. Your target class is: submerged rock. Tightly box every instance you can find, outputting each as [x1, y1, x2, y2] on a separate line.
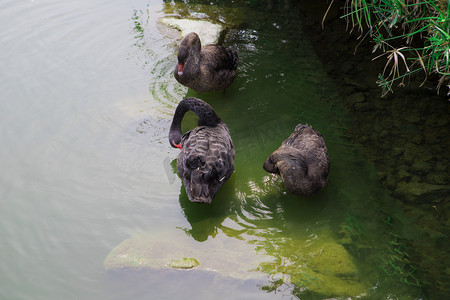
[354, 102, 372, 111]
[411, 160, 431, 174]
[168, 257, 199, 269]
[104, 232, 269, 281]
[160, 17, 224, 45]
[258, 228, 366, 297]
[396, 168, 411, 181]
[402, 110, 422, 124]
[105, 227, 366, 298]
[344, 92, 366, 107]
[426, 172, 448, 185]
[394, 182, 450, 202]
[310, 242, 358, 278]
[158, 2, 248, 47]
[300, 242, 365, 296]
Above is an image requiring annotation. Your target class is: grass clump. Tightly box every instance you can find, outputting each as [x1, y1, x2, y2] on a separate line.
[337, 0, 450, 96]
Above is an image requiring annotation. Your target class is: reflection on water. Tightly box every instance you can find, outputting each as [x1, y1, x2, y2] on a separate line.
[0, 0, 430, 299]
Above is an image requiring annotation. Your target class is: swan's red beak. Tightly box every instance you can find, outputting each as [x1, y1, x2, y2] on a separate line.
[173, 142, 181, 149]
[177, 64, 184, 76]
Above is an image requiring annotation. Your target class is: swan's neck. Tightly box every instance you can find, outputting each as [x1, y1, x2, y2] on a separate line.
[178, 34, 201, 65]
[189, 41, 201, 64]
[169, 97, 221, 148]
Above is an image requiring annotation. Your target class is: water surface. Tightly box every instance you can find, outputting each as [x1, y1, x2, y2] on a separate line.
[0, 0, 426, 299]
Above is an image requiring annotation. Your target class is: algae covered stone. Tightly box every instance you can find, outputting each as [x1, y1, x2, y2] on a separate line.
[104, 228, 367, 298]
[160, 18, 224, 45]
[104, 231, 269, 281]
[309, 242, 358, 277]
[256, 229, 366, 298]
[302, 242, 365, 296]
[159, 1, 248, 46]
[168, 257, 199, 269]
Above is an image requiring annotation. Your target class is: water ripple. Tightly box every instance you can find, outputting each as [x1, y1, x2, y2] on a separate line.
[128, 7, 187, 117]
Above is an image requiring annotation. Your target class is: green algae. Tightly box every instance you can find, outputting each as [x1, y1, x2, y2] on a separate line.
[257, 229, 366, 297]
[168, 257, 199, 269]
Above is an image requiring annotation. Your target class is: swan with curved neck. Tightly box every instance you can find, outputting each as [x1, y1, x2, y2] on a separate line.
[169, 97, 235, 203]
[263, 124, 330, 196]
[174, 32, 238, 92]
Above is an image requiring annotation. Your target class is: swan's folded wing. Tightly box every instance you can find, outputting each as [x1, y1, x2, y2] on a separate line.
[202, 45, 238, 72]
[177, 124, 235, 203]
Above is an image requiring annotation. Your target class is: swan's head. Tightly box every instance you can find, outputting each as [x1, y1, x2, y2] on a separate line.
[169, 130, 182, 149]
[169, 139, 181, 149]
[181, 153, 232, 204]
[263, 152, 284, 174]
[263, 151, 314, 196]
[176, 32, 201, 77]
[264, 152, 307, 174]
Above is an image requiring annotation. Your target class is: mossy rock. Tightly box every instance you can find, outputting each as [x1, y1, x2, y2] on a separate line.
[394, 182, 450, 202]
[304, 242, 365, 296]
[104, 231, 269, 281]
[256, 228, 366, 297]
[168, 257, 199, 269]
[309, 242, 358, 277]
[294, 271, 366, 297]
[159, 2, 248, 45]
[159, 17, 224, 45]
[161, 2, 247, 28]
[104, 227, 367, 297]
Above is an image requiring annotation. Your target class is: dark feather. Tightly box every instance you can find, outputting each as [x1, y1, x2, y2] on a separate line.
[174, 32, 239, 92]
[169, 98, 235, 203]
[263, 124, 330, 196]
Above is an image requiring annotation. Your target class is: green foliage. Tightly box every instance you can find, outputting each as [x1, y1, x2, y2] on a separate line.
[341, 0, 450, 95]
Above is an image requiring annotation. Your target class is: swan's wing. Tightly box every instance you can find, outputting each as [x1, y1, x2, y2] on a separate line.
[178, 124, 235, 203]
[284, 126, 327, 152]
[283, 126, 330, 178]
[201, 45, 238, 71]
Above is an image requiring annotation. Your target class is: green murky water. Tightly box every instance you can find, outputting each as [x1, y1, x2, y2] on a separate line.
[0, 0, 427, 299]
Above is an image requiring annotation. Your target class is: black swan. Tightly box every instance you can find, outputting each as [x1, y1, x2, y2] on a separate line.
[174, 32, 239, 92]
[263, 124, 330, 196]
[169, 97, 235, 203]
